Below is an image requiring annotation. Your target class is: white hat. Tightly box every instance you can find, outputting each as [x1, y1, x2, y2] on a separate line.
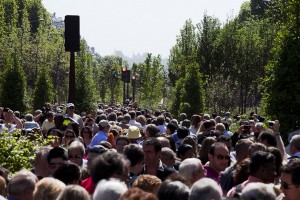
[67, 103, 75, 108]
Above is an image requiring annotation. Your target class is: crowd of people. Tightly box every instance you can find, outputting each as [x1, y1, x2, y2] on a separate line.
[0, 103, 300, 200]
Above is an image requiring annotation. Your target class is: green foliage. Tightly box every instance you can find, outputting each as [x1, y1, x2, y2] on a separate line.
[0, 130, 49, 174]
[33, 67, 53, 110]
[0, 53, 27, 112]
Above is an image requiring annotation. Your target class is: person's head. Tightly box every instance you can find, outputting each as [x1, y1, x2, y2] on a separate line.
[191, 115, 201, 128]
[280, 158, 300, 200]
[156, 136, 171, 149]
[156, 115, 165, 126]
[166, 123, 177, 135]
[143, 138, 162, 167]
[53, 162, 81, 185]
[46, 111, 54, 122]
[179, 158, 206, 185]
[98, 120, 111, 133]
[179, 113, 187, 121]
[80, 126, 93, 139]
[86, 145, 108, 174]
[199, 136, 217, 161]
[47, 147, 68, 176]
[123, 114, 131, 123]
[0, 176, 6, 197]
[93, 178, 128, 200]
[107, 112, 117, 122]
[132, 175, 162, 195]
[25, 114, 34, 122]
[217, 135, 232, 152]
[129, 111, 137, 120]
[90, 151, 130, 185]
[268, 146, 283, 178]
[63, 129, 77, 146]
[249, 151, 276, 183]
[241, 182, 276, 200]
[177, 127, 189, 140]
[157, 180, 189, 200]
[123, 144, 145, 175]
[136, 115, 147, 126]
[33, 177, 66, 200]
[248, 142, 267, 158]
[115, 136, 130, 153]
[54, 114, 64, 128]
[235, 139, 253, 163]
[233, 158, 251, 186]
[66, 103, 75, 115]
[8, 170, 37, 200]
[189, 177, 222, 200]
[33, 146, 52, 179]
[208, 142, 230, 173]
[290, 135, 300, 155]
[160, 147, 176, 168]
[258, 131, 277, 147]
[177, 144, 195, 161]
[56, 185, 91, 200]
[145, 124, 160, 138]
[68, 140, 85, 166]
[119, 187, 158, 200]
[215, 123, 225, 133]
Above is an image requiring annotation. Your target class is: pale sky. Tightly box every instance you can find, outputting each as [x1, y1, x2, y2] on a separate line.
[42, 0, 247, 58]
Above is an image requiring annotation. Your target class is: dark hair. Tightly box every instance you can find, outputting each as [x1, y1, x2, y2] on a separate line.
[190, 115, 201, 126]
[177, 127, 189, 139]
[123, 144, 145, 166]
[80, 126, 93, 139]
[156, 116, 165, 126]
[143, 138, 162, 153]
[157, 180, 189, 200]
[177, 144, 194, 158]
[107, 112, 117, 122]
[249, 151, 275, 175]
[166, 123, 177, 134]
[209, 142, 227, 155]
[146, 124, 160, 137]
[181, 119, 191, 129]
[129, 111, 136, 120]
[281, 158, 300, 185]
[259, 131, 277, 147]
[68, 122, 80, 137]
[47, 147, 68, 163]
[53, 162, 81, 185]
[90, 151, 129, 184]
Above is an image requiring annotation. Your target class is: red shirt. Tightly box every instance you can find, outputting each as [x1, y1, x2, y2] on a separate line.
[81, 177, 95, 195]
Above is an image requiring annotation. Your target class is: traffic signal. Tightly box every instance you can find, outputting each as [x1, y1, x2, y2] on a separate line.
[122, 67, 127, 81]
[125, 70, 131, 83]
[131, 76, 136, 84]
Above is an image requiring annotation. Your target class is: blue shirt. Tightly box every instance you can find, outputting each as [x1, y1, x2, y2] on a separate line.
[90, 131, 107, 147]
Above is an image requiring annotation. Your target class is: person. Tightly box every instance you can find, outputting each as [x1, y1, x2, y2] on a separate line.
[128, 111, 142, 129]
[32, 146, 52, 180]
[156, 115, 167, 134]
[3, 108, 23, 132]
[7, 170, 37, 200]
[189, 177, 222, 200]
[47, 147, 69, 176]
[160, 147, 177, 169]
[189, 115, 201, 135]
[90, 120, 111, 147]
[179, 158, 206, 185]
[280, 158, 300, 200]
[33, 177, 66, 200]
[123, 144, 145, 185]
[115, 136, 131, 153]
[65, 103, 84, 129]
[80, 126, 93, 149]
[126, 126, 142, 144]
[198, 137, 217, 165]
[145, 124, 160, 138]
[141, 137, 177, 181]
[0, 176, 6, 197]
[289, 135, 300, 159]
[132, 175, 162, 195]
[205, 142, 230, 183]
[157, 180, 190, 200]
[62, 129, 77, 147]
[53, 162, 81, 185]
[90, 151, 130, 193]
[93, 178, 128, 200]
[119, 187, 158, 200]
[81, 145, 108, 195]
[177, 144, 195, 161]
[227, 151, 276, 197]
[68, 140, 86, 167]
[41, 111, 55, 136]
[220, 139, 253, 193]
[241, 182, 276, 200]
[56, 185, 91, 200]
[23, 113, 40, 133]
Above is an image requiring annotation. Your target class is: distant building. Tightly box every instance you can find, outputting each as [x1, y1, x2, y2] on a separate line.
[51, 13, 64, 29]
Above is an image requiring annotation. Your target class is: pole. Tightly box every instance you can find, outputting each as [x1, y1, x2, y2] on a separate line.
[123, 82, 126, 104]
[132, 83, 135, 102]
[126, 83, 129, 102]
[68, 51, 75, 103]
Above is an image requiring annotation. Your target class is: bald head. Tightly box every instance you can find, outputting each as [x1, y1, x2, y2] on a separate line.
[235, 139, 253, 163]
[290, 135, 300, 155]
[157, 136, 171, 148]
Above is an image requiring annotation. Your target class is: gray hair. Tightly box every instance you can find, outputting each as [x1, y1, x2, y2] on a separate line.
[93, 178, 127, 200]
[8, 170, 37, 196]
[179, 158, 202, 181]
[189, 178, 222, 200]
[241, 182, 276, 200]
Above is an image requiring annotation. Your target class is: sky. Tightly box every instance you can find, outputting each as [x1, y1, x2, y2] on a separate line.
[42, 0, 247, 58]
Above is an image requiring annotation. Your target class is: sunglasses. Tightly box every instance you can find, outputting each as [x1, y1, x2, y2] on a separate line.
[215, 154, 230, 160]
[65, 135, 75, 138]
[68, 107, 75, 109]
[281, 181, 298, 190]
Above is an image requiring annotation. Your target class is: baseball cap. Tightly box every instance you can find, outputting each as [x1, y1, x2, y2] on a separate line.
[67, 103, 75, 108]
[99, 120, 111, 128]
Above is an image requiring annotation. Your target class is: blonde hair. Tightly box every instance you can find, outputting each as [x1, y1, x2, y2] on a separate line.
[33, 177, 66, 200]
[57, 185, 91, 200]
[132, 175, 162, 194]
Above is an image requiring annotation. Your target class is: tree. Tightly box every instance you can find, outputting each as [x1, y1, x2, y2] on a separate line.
[33, 67, 53, 110]
[0, 53, 27, 112]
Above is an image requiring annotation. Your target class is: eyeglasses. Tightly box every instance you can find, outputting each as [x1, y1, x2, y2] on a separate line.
[68, 107, 75, 109]
[281, 181, 299, 190]
[215, 154, 230, 160]
[68, 154, 82, 159]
